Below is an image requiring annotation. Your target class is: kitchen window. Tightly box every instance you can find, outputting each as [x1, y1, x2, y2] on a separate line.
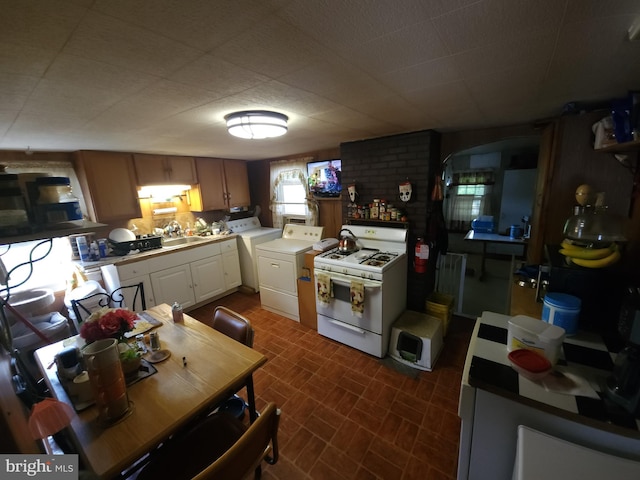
[269, 157, 318, 228]
[446, 170, 494, 232]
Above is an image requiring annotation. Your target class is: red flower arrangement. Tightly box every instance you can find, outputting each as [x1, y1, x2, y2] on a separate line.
[79, 307, 138, 343]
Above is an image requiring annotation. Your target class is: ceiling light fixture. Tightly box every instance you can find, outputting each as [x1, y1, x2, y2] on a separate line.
[225, 110, 288, 139]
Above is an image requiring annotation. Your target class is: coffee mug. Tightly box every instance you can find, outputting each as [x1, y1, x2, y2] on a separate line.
[71, 371, 94, 404]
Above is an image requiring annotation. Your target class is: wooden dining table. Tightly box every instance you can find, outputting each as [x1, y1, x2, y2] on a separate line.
[34, 303, 267, 480]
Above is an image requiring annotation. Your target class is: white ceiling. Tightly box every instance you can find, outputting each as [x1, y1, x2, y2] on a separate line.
[1, 0, 639, 160]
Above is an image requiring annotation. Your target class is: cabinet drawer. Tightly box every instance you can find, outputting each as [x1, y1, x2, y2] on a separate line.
[116, 260, 150, 280]
[147, 243, 221, 272]
[220, 238, 237, 253]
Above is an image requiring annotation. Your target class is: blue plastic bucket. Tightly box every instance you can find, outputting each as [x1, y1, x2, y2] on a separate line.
[542, 292, 581, 336]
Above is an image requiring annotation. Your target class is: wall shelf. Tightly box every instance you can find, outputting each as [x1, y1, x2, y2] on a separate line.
[0, 221, 108, 245]
[347, 218, 409, 228]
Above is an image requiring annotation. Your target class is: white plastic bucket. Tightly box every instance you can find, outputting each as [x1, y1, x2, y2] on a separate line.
[542, 292, 581, 336]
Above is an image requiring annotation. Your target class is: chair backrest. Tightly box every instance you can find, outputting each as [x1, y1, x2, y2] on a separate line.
[70, 283, 146, 331]
[135, 402, 280, 480]
[193, 402, 280, 480]
[211, 306, 253, 347]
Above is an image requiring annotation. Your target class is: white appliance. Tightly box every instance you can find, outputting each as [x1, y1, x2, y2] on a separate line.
[255, 224, 324, 321]
[226, 217, 282, 293]
[513, 425, 640, 479]
[314, 225, 408, 358]
[389, 311, 443, 371]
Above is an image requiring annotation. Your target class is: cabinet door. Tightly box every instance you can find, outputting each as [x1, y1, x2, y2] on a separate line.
[133, 154, 168, 185]
[194, 158, 226, 210]
[223, 159, 250, 208]
[150, 265, 195, 308]
[190, 256, 225, 303]
[118, 274, 156, 309]
[74, 151, 142, 222]
[222, 250, 242, 290]
[165, 156, 197, 185]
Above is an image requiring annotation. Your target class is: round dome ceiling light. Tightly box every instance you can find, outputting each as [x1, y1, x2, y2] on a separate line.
[225, 110, 288, 139]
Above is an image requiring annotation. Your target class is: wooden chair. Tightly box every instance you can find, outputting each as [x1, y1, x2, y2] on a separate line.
[211, 306, 258, 422]
[70, 283, 146, 333]
[135, 402, 280, 480]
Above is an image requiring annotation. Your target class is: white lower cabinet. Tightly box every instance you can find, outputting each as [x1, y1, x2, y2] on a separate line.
[150, 264, 197, 309]
[220, 239, 241, 290]
[190, 256, 225, 304]
[115, 239, 241, 311]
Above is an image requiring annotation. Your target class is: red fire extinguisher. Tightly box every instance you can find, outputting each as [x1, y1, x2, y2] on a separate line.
[414, 237, 429, 274]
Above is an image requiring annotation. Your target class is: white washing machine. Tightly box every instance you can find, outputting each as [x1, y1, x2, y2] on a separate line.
[255, 224, 324, 321]
[226, 218, 282, 293]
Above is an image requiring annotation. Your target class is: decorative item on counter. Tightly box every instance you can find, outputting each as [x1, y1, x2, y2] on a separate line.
[399, 181, 412, 202]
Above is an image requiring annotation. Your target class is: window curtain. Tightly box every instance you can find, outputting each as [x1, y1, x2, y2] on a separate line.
[269, 157, 318, 228]
[446, 170, 494, 231]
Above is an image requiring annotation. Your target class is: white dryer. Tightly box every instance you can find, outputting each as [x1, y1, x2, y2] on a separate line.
[255, 224, 324, 321]
[226, 218, 282, 293]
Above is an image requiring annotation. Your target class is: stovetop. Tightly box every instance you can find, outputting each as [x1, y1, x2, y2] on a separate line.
[315, 247, 405, 275]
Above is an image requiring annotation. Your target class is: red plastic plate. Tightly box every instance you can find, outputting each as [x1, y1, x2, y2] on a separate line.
[508, 349, 551, 373]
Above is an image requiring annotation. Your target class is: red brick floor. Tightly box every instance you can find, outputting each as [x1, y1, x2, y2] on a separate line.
[189, 291, 473, 480]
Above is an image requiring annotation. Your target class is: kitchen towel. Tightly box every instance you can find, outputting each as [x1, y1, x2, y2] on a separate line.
[317, 273, 332, 305]
[351, 280, 364, 317]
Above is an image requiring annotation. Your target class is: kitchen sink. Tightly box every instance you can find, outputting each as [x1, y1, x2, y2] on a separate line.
[162, 236, 206, 246]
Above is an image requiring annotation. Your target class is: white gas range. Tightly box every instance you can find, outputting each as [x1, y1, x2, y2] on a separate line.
[314, 225, 408, 358]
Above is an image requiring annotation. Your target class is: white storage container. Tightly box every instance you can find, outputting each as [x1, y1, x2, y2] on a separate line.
[507, 315, 565, 365]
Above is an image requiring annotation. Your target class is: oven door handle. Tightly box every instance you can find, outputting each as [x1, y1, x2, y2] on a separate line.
[329, 319, 366, 335]
[314, 272, 382, 289]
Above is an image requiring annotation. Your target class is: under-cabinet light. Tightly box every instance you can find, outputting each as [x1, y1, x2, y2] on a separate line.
[138, 185, 190, 202]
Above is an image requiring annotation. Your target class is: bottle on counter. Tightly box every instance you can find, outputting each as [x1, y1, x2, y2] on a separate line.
[371, 199, 380, 219]
[172, 302, 184, 323]
[75, 236, 90, 262]
[89, 241, 100, 261]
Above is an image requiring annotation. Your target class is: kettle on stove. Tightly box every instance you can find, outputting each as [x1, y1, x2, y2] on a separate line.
[337, 228, 359, 254]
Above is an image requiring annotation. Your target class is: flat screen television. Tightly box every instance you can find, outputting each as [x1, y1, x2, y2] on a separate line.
[307, 159, 342, 197]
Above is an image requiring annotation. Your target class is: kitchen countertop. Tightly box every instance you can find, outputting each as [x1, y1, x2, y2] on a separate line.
[465, 311, 640, 438]
[75, 233, 238, 270]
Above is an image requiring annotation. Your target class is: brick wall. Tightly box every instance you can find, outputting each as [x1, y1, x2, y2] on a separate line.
[340, 130, 442, 311]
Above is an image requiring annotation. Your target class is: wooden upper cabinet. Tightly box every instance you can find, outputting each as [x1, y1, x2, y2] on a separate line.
[223, 159, 250, 209]
[74, 151, 142, 222]
[191, 158, 250, 211]
[193, 158, 227, 211]
[134, 154, 197, 185]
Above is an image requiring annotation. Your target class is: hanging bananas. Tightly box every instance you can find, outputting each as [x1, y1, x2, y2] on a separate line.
[559, 239, 621, 268]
